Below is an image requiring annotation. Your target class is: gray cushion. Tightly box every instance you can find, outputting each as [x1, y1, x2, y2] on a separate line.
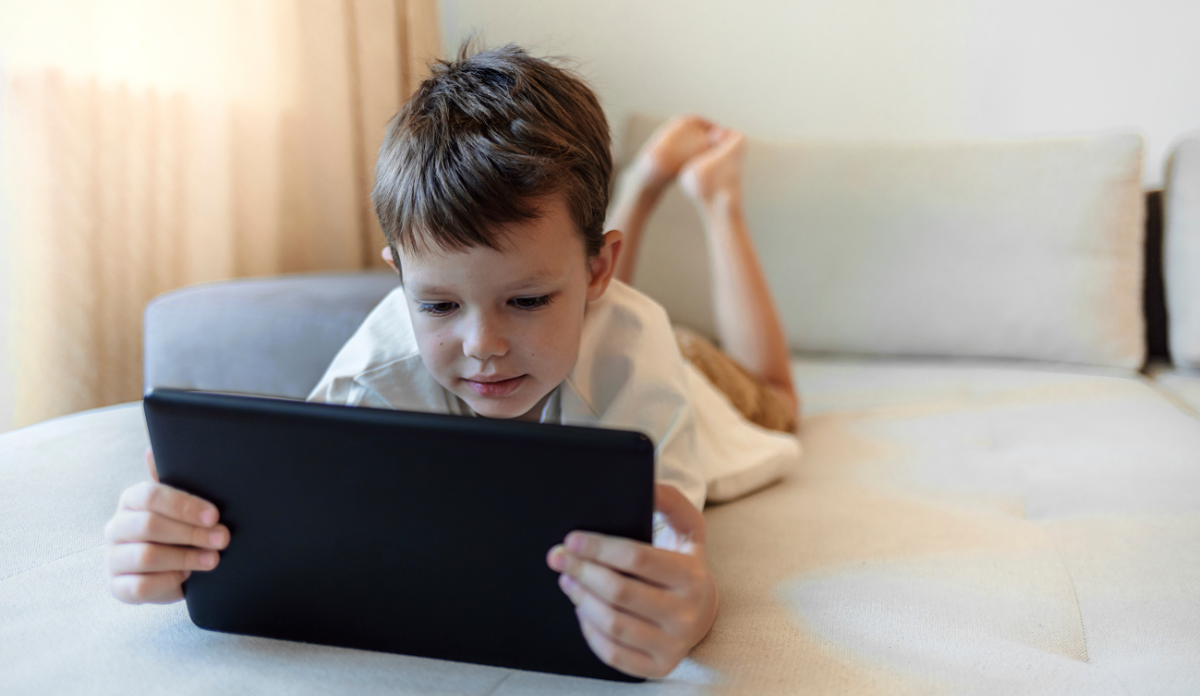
[144, 272, 400, 399]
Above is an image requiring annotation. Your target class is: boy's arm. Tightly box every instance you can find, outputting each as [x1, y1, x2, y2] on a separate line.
[546, 483, 717, 679]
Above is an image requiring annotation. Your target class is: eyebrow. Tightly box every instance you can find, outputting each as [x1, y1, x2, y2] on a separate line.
[502, 273, 561, 293]
[407, 273, 563, 298]
[407, 284, 451, 298]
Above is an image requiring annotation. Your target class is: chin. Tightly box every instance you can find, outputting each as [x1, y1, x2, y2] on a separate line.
[464, 397, 533, 420]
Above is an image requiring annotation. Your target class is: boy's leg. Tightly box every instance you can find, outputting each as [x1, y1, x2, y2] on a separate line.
[608, 117, 798, 425]
[609, 116, 715, 285]
[678, 130, 798, 424]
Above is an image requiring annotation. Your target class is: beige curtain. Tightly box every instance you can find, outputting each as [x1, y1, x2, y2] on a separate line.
[0, 0, 441, 432]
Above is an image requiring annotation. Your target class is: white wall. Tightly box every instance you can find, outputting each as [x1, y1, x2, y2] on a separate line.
[441, 0, 1200, 186]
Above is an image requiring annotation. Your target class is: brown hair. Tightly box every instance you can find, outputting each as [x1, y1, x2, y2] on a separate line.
[373, 42, 612, 271]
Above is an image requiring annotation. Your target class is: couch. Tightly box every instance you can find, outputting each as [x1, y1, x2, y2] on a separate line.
[3, 124, 1199, 695]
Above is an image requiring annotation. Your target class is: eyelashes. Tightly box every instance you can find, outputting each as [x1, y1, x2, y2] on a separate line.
[416, 295, 553, 316]
[509, 295, 552, 310]
[417, 301, 458, 316]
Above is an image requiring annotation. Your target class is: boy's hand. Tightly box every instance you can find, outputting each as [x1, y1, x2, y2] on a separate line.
[636, 115, 718, 190]
[104, 448, 229, 604]
[546, 484, 718, 679]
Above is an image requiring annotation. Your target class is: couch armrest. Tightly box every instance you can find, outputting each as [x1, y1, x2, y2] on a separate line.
[144, 272, 400, 400]
[1165, 132, 1200, 369]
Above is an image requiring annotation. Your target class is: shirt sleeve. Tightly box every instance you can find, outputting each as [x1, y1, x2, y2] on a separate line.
[564, 281, 708, 511]
[652, 406, 708, 511]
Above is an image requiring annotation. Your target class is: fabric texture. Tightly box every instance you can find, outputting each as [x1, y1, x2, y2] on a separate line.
[144, 272, 401, 400]
[1165, 132, 1200, 369]
[5, 358, 1200, 694]
[618, 113, 1147, 370]
[308, 280, 802, 508]
[0, 0, 441, 432]
[1148, 363, 1200, 417]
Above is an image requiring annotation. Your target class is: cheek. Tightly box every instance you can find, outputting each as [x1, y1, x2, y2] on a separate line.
[529, 305, 584, 371]
[413, 323, 457, 370]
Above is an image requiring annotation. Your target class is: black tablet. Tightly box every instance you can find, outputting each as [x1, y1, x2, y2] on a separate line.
[143, 388, 654, 682]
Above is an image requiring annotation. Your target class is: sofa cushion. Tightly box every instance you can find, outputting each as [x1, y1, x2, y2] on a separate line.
[1165, 132, 1200, 369]
[6, 358, 1200, 694]
[144, 272, 400, 399]
[617, 114, 1146, 369]
[1147, 362, 1200, 417]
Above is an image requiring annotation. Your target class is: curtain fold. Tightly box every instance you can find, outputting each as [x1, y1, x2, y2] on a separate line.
[0, 0, 441, 431]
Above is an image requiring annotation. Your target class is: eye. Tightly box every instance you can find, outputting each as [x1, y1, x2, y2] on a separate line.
[510, 295, 552, 311]
[418, 301, 458, 316]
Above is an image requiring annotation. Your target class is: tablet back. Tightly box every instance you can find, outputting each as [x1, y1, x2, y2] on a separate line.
[144, 389, 654, 682]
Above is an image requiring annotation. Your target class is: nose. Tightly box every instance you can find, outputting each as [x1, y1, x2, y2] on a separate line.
[462, 311, 509, 362]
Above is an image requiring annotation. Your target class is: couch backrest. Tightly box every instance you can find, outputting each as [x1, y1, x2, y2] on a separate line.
[618, 113, 1147, 370]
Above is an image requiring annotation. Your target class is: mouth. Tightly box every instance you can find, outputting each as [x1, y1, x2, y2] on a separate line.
[462, 374, 526, 398]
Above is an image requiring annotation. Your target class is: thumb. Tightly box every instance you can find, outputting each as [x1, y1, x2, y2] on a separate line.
[654, 483, 707, 544]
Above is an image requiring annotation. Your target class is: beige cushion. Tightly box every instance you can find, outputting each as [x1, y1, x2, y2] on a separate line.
[618, 114, 1146, 369]
[5, 358, 1200, 693]
[1147, 362, 1200, 417]
[1165, 132, 1200, 369]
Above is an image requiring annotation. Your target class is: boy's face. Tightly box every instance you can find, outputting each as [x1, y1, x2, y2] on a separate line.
[397, 196, 621, 420]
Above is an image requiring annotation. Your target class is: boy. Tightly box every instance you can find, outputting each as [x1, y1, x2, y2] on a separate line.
[104, 44, 800, 679]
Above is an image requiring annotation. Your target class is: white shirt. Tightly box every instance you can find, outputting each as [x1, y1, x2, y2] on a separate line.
[308, 280, 801, 509]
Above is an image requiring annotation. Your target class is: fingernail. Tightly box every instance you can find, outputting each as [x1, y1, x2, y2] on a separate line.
[199, 551, 217, 568]
[547, 545, 566, 571]
[209, 531, 225, 547]
[559, 573, 577, 593]
[200, 509, 217, 526]
[566, 533, 587, 554]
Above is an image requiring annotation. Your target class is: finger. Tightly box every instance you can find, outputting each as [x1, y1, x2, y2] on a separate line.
[563, 532, 694, 589]
[119, 481, 219, 527]
[145, 448, 159, 482]
[570, 579, 675, 657]
[654, 483, 707, 545]
[577, 612, 669, 679]
[108, 542, 219, 575]
[558, 554, 678, 622]
[105, 511, 229, 549]
[109, 571, 187, 605]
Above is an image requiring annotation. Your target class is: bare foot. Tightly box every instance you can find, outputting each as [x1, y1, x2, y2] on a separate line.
[679, 127, 745, 209]
[635, 115, 718, 190]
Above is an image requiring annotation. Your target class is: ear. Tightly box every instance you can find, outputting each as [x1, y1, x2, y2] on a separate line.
[382, 246, 398, 273]
[586, 230, 624, 302]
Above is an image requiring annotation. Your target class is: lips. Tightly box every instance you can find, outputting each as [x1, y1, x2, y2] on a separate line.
[463, 374, 526, 398]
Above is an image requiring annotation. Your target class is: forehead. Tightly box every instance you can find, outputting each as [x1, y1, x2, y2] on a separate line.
[400, 196, 587, 292]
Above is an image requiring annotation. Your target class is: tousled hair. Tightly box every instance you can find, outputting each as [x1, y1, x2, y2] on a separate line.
[372, 42, 612, 272]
